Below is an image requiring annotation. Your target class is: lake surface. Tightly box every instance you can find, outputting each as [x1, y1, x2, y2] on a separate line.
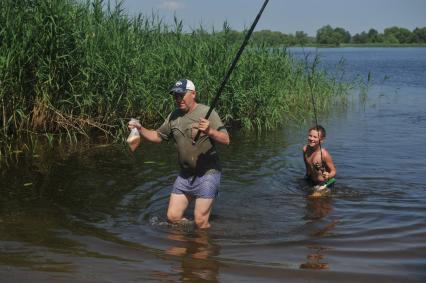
[1, 48, 426, 282]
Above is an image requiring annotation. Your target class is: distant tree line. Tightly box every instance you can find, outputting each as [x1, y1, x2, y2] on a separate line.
[224, 25, 426, 46]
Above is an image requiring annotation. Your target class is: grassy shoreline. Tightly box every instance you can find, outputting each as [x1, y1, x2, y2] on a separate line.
[0, 0, 349, 164]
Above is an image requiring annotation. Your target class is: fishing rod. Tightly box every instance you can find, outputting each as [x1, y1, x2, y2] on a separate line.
[192, 0, 270, 145]
[307, 54, 325, 173]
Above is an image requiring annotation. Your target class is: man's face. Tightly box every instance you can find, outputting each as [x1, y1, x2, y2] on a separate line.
[173, 90, 196, 112]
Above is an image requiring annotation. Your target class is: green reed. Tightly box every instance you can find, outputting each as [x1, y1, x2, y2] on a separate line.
[0, 0, 348, 162]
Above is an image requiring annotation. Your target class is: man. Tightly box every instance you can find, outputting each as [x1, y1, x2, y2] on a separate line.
[129, 79, 230, 228]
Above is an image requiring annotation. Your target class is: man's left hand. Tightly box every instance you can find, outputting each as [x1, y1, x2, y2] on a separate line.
[198, 118, 211, 135]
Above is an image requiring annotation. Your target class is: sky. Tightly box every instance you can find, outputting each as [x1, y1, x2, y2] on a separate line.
[120, 0, 426, 36]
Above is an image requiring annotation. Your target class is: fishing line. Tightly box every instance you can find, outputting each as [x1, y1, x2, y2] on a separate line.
[307, 54, 325, 172]
[192, 0, 270, 145]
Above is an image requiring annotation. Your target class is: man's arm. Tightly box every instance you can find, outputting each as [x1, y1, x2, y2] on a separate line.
[207, 127, 230, 145]
[138, 127, 162, 144]
[128, 121, 162, 144]
[198, 118, 230, 145]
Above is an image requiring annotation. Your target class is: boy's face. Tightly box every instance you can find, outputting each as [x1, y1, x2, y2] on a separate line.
[308, 129, 323, 148]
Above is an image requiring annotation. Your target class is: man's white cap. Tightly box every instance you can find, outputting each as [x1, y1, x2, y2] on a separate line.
[169, 79, 195, 94]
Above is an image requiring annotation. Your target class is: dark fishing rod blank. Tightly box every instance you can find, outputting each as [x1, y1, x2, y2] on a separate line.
[192, 0, 270, 145]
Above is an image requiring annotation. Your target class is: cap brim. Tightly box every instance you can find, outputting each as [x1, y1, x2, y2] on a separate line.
[169, 87, 187, 94]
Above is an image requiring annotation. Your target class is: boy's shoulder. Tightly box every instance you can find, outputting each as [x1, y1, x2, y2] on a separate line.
[321, 147, 333, 157]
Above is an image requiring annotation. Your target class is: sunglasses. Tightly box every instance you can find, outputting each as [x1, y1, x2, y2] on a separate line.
[172, 90, 193, 100]
[172, 92, 185, 100]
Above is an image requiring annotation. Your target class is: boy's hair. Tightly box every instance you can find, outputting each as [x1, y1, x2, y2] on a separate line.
[309, 125, 326, 139]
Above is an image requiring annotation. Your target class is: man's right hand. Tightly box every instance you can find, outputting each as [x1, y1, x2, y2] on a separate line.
[128, 119, 141, 130]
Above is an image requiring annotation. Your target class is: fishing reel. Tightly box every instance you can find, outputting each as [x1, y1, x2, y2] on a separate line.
[313, 162, 322, 171]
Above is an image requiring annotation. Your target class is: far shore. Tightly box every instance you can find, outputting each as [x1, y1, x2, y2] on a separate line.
[288, 43, 426, 48]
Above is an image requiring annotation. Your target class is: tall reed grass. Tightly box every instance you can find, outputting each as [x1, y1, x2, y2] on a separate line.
[0, 0, 348, 163]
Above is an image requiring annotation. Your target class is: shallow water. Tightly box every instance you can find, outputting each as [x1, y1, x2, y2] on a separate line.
[1, 48, 426, 282]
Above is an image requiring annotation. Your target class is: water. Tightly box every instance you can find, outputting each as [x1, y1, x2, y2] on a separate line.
[1, 48, 426, 282]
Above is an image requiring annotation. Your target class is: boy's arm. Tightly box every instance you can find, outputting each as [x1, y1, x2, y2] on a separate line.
[322, 150, 336, 179]
[302, 146, 310, 178]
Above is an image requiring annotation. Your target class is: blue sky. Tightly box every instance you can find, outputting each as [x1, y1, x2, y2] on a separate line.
[120, 0, 426, 36]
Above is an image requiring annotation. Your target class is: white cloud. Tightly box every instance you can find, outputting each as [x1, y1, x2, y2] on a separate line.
[159, 1, 182, 11]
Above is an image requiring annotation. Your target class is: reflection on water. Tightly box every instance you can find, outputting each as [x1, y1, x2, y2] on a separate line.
[304, 197, 334, 222]
[300, 195, 338, 271]
[300, 245, 329, 270]
[163, 230, 220, 282]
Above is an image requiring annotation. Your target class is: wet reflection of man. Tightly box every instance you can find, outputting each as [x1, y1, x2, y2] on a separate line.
[165, 230, 220, 282]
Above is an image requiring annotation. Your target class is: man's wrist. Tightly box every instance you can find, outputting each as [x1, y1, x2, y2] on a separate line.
[206, 127, 212, 136]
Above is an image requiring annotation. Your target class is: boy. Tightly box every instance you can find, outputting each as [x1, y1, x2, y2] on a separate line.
[303, 125, 336, 197]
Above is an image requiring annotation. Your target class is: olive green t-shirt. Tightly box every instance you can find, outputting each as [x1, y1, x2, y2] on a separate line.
[156, 104, 227, 176]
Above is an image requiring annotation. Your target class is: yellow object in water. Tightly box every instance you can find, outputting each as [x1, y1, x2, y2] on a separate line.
[308, 186, 331, 198]
[308, 178, 335, 198]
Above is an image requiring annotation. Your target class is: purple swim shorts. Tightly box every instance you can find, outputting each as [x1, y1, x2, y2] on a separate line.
[172, 170, 221, 199]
